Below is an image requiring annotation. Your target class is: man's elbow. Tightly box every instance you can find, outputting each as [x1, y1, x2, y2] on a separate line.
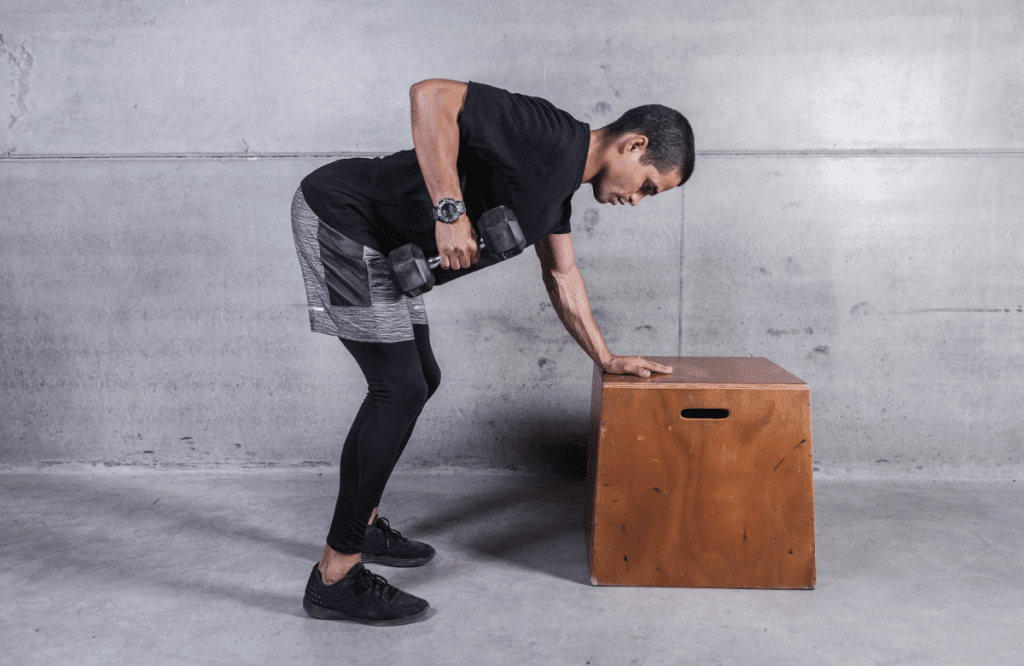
[546, 261, 578, 282]
[539, 264, 562, 293]
[409, 81, 434, 112]
[409, 80, 434, 101]
[410, 79, 466, 111]
[541, 264, 577, 295]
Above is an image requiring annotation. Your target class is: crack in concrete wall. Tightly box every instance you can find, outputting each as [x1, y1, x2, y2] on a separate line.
[1, 34, 34, 132]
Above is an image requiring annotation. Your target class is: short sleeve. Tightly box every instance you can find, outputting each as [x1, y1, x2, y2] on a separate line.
[549, 199, 572, 235]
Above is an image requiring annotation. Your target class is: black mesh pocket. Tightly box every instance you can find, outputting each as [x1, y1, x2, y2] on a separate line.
[318, 223, 372, 307]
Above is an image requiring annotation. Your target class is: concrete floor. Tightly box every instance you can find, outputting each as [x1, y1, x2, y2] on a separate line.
[0, 468, 1021, 666]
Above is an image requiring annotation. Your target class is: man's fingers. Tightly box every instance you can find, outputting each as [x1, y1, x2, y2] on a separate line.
[439, 243, 478, 271]
[443, 250, 465, 270]
[634, 357, 672, 375]
[602, 356, 666, 377]
[622, 360, 651, 378]
[629, 357, 673, 378]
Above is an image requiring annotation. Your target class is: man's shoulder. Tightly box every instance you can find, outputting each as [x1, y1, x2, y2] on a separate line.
[464, 81, 583, 129]
[461, 81, 589, 180]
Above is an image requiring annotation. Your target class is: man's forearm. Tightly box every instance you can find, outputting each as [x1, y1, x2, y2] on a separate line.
[542, 265, 614, 368]
[409, 79, 478, 270]
[409, 80, 465, 206]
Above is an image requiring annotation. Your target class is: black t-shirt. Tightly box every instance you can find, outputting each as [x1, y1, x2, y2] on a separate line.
[300, 82, 590, 285]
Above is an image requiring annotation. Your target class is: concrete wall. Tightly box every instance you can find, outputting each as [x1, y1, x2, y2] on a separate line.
[2, 1, 1022, 475]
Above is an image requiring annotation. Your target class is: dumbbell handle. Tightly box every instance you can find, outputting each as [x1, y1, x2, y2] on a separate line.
[425, 238, 488, 271]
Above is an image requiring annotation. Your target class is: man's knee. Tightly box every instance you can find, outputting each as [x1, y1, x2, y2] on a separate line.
[423, 365, 441, 401]
[400, 364, 441, 412]
[393, 370, 431, 413]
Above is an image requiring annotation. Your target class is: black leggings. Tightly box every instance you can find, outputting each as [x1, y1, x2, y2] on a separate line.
[327, 324, 441, 554]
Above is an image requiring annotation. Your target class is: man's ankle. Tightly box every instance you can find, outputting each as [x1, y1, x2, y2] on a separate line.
[318, 564, 350, 585]
[319, 545, 361, 585]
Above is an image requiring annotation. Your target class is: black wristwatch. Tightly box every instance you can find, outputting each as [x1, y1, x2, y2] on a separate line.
[431, 198, 466, 224]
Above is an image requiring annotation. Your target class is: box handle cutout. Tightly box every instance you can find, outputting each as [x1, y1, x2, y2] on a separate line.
[681, 408, 729, 419]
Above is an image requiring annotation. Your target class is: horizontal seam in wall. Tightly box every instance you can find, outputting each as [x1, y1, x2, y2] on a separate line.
[0, 152, 383, 162]
[701, 149, 1024, 157]
[3, 149, 1024, 162]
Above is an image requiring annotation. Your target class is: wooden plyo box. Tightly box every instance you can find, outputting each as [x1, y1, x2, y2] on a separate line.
[585, 357, 815, 589]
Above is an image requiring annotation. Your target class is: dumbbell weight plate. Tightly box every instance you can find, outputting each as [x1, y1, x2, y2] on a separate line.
[386, 243, 436, 298]
[477, 206, 526, 260]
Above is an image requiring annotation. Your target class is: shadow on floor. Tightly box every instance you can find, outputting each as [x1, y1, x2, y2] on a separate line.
[0, 473, 318, 617]
[0, 429, 596, 607]
[405, 433, 593, 585]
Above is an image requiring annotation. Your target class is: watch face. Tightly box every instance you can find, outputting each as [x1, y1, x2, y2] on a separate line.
[435, 198, 463, 223]
[439, 201, 459, 221]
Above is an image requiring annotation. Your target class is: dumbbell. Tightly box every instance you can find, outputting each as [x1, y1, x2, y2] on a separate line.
[386, 206, 525, 297]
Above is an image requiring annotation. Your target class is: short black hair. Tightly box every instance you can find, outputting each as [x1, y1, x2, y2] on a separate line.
[604, 104, 695, 185]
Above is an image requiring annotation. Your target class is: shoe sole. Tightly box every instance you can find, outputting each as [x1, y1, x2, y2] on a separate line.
[303, 598, 430, 626]
[361, 552, 435, 567]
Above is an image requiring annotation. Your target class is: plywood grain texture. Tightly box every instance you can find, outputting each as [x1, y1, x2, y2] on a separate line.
[586, 357, 816, 588]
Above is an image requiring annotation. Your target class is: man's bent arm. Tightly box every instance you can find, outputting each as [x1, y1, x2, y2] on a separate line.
[409, 79, 479, 270]
[535, 234, 672, 378]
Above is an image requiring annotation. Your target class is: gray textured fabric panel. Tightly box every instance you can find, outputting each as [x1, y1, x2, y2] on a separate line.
[291, 187, 427, 343]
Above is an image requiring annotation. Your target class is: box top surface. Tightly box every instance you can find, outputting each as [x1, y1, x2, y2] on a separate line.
[599, 357, 806, 387]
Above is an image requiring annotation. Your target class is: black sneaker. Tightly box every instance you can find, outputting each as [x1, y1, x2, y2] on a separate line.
[362, 516, 436, 567]
[302, 563, 429, 626]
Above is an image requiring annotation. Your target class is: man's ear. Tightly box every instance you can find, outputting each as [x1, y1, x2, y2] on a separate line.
[616, 133, 649, 155]
[627, 134, 649, 153]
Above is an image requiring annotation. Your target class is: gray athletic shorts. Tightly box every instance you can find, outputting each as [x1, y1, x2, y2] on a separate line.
[291, 187, 428, 343]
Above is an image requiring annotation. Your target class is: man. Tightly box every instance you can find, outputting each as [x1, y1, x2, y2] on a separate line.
[292, 79, 695, 625]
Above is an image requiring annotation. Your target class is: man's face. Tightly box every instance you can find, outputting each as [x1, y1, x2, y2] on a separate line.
[591, 136, 682, 206]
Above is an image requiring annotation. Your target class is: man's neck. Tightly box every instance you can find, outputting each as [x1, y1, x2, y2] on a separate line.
[582, 129, 608, 185]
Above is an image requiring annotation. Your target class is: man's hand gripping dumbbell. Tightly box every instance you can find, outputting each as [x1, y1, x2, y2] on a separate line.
[386, 206, 526, 297]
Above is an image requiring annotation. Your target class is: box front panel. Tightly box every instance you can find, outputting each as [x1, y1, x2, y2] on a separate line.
[591, 385, 815, 588]
[584, 365, 604, 562]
